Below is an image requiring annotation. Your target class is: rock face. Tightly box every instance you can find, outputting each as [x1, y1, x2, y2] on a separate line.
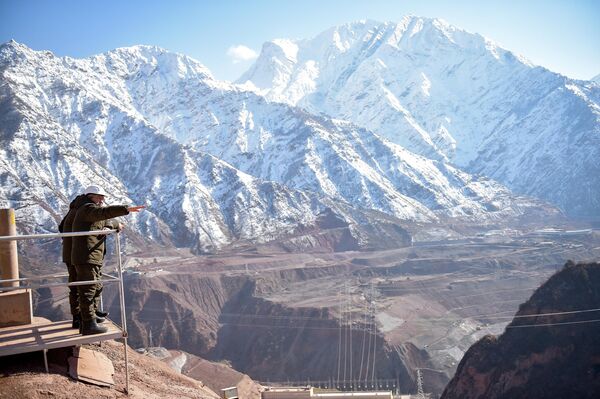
[441, 261, 600, 399]
[143, 347, 263, 399]
[239, 17, 600, 218]
[101, 263, 442, 394]
[0, 39, 554, 254]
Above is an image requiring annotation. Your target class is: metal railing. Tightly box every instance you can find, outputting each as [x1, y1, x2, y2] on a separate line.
[0, 229, 130, 394]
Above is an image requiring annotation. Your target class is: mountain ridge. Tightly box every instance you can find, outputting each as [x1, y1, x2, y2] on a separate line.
[0, 39, 552, 253]
[238, 16, 600, 218]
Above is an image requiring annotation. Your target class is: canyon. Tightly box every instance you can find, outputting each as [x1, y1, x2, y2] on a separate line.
[30, 223, 599, 396]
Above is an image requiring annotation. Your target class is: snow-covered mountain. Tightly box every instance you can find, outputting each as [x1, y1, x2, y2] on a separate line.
[0, 42, 354, 253]
[238, 17, 600, 218]
[116, 46, 539, 222]
[0, 40, 552, 252]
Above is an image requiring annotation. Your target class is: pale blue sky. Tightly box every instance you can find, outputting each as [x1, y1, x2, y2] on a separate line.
[1, 0, 598, 81]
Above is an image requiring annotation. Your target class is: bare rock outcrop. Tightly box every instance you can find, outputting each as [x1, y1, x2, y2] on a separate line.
[441, 261, 600, 399]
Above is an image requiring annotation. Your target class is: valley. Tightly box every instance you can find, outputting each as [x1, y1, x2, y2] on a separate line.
[85, 224, 599, 396]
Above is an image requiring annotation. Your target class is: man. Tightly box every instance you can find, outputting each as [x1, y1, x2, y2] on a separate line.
[71, 185, 145, 335]
[58, 192, 89, 330]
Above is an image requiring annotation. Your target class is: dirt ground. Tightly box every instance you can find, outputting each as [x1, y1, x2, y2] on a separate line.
[0, 340, 219, 399]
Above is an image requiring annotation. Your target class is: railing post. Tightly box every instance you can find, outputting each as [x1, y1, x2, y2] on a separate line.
[0, 209, 32, 327]
[116, 233, 130, 394]
[0, 209, 18, 287]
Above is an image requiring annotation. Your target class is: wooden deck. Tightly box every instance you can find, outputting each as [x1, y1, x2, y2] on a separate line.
[0, 317, 122, 357]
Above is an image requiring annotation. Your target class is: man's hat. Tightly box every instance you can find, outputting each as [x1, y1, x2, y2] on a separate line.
[84, 185, 108, 197]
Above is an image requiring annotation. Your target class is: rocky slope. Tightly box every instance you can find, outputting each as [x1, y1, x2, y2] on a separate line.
[0, 341, 220, 399]
[441, 261, 600, 399]
[118, 43, 547, 223]
[99, 262, 444, 394]
[142, 347, 263, 399]
[239, 17, 600, 218]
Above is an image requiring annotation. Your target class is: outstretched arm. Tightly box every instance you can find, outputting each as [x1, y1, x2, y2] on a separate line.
[79, 203, 130, 222]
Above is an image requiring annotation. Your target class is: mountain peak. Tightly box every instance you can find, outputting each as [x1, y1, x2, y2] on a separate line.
[0, 40, 62, 69]
[237, 18, 599, 218]
[1, 39, 28, 52]
[1, 39, 40, 58]
[97, 45, 215, 81]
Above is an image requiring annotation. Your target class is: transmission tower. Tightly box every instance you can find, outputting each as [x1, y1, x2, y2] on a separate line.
[416, 368, 425, 399]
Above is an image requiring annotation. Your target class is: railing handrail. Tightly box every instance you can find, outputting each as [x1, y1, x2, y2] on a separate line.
[0, 272, 120, 292]
[0, 229, 117, 241]
[0, 229, 121, 292]
[0, 226, 131, 393]
[0, 272, 120, 283]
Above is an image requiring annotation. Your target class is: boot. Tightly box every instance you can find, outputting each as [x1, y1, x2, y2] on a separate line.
[72, 314, 81, 330]
[96, 316, 106, 324]
[96, 310, 109, 318]
[81, 319, 108, 335]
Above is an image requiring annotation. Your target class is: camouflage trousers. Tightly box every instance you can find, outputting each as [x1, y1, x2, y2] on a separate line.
[74, 263, 103, 321]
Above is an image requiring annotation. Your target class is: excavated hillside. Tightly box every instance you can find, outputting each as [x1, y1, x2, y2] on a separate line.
[181, 355, 262, 399]
[99, 260, 439, 393]
[143, 347, 263, 399]
[441, 261, 600, 399]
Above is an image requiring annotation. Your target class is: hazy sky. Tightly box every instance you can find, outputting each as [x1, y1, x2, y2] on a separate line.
[1, 0, 598, 81]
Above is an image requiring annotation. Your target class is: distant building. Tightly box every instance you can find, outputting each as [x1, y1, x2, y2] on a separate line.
[314, 393, 393, 399]
[222, 386, 238, 399]
[261, 387, 393, 399]
[262, 387, 312, 399]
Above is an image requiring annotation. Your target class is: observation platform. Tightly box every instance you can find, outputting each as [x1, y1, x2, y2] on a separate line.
[0, 221, 131, 391]
[0, 316, 122, 358]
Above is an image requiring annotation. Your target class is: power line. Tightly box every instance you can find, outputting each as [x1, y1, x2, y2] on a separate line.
[343, 282, 347, 384]
[215, 307, 600, 324]
[348, 282, 353, 381]
[126, 294, 600, 335]
[369, 283, 376, 386]
[130, 309, 600, 332]
[506, 318, 600, 328]
[336, 288, 342, 387]
[358, 299, 367, 380]
[364, 290, 372, 386]
[370, 313, 376, 385]
[375, 285, 540, 296]
[511, 308, 600, 319]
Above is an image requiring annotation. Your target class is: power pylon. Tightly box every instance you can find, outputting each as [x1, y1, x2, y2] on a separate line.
[416, 368, 425, 399]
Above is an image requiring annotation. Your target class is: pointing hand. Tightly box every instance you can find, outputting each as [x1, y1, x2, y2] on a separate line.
[127, 205, 146, 213]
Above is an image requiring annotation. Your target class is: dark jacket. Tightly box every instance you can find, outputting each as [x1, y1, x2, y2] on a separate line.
[71, 197, 129, 266]
[58, 194, 89, 264]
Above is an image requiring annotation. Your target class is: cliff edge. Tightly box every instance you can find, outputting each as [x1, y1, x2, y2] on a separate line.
[441, 261, 600, 399]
